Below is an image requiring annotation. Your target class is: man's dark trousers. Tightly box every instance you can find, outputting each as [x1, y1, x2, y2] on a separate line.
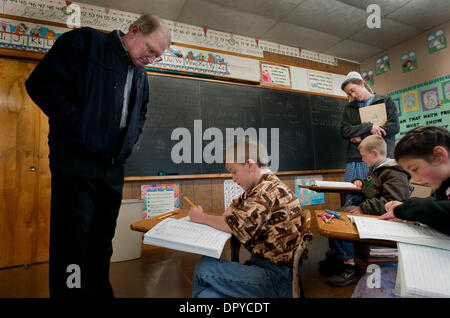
[48, 146, 124, 298]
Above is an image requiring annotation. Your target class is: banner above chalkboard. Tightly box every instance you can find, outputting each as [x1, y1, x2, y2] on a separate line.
[0, 0, 339, 66]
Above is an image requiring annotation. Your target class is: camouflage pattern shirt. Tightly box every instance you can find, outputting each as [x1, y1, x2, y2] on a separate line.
[225, 173, 303, 265]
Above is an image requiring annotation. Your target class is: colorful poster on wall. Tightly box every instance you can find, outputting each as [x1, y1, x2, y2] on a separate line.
[401, 50, 418, 73]
[392, 97, 401, 117]
[0, 17, 67, 52]
[294, 175, 325, 206]
[421, 88, 440, 111]
[388, 76, 450, 140]
[375, 53, 390, 75]
[259, 61, 292, 88]
[427, 28, 447, 54]
[361, 69, 374, 86]
[141, 184, 180, 219]
[402, 90, 420, 113]
[441, 80, 450, 103]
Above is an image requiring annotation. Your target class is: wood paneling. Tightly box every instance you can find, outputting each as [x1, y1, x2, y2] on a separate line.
[0, 58, 50, 268]
[123, 172, 345, 218]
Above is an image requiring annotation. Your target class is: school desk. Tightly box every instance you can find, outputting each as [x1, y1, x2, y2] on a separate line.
[314, 210, 397, 264]
[297, 185, 360, 206]
[130, 209, 240, 261]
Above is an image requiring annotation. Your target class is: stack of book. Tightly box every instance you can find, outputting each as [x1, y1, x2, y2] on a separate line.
[351, 216, 450, 298]
[368, 245, 398, 258]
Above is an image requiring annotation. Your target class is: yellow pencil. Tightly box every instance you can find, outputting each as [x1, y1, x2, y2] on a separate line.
[183, 195, 198, 208]
[157, 211, 177, 220]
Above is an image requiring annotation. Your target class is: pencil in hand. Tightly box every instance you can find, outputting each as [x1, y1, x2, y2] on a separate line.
[183, 195, 198, 208]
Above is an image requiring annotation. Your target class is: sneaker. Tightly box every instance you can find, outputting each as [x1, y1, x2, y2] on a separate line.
[327, 264, 362, 287]
[318, 252, 345, 276]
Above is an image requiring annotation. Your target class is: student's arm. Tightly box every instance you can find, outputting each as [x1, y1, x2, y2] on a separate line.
[393, 198, 450, 235]
[340, 106, 372, 140]
[360, 170, 411, 215]
[189, 206, 232, 233]
[380, 96, 400, 136]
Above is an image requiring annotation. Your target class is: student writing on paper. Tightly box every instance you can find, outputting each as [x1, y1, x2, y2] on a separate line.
[340, 72, 400, 206]
[352, 126, 450, 298]
[188, 138, 305, 298]
[379, 126, 450, 235]
[320, 135, 411, 287]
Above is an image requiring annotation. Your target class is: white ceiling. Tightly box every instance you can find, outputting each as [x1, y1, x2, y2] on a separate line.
[81, 0, 450, 62]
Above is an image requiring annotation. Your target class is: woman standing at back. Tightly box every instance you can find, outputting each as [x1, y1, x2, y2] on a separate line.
[319, 71, 400, 286]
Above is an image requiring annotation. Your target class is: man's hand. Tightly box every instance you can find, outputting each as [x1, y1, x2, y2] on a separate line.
[371, 124, 386, 136]
[350, 136, 362, 144]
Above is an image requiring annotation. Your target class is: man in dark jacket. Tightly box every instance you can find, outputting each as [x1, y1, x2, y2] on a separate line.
[25, 14, 170, 298]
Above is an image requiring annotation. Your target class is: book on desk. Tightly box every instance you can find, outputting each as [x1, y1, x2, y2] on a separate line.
[311, 180, 359, 189]
[350, 215, 450, 298]
[143, 216, 231, 259]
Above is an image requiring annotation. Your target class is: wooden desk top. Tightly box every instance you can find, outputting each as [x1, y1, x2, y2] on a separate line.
[130, 209, 189, 233]
[314, 210, 395, 246]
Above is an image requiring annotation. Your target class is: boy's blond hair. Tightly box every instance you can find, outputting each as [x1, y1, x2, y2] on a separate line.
[358, 135, 387, 155]
[224, 137, 269, 167]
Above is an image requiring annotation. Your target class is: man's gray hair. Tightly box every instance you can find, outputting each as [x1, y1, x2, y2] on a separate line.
[130, 14, 171, 47]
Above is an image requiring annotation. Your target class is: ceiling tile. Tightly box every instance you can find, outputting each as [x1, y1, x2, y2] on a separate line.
[282, 0, 367, 38]
[261, 22, 342, 51]
[177, 0, 277, 38]
[387, 0, 450, 30]
[350, 18, 421, 49]
[325, 39, 383, 62]
[338, 0, 412, 16]
[82, 0, 187, 21]
[205, 0, 305, 20]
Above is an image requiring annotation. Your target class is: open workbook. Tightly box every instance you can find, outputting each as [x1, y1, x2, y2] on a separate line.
[350, 215, 450, 250]
[143, 217, 231, 259]
[349, 216, 450, 297]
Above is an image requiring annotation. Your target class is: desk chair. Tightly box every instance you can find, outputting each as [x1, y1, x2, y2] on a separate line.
[293, 209, 313, 298]
[229, 209, 313, 298]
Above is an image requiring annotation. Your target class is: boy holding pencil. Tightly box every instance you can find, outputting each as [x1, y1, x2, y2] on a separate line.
[187, 137, 305, 298]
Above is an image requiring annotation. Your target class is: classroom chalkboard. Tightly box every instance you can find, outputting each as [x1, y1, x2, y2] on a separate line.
[124, 74, 349, 176]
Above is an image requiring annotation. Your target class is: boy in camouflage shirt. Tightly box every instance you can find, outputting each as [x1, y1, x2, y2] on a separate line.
[189, 138, 304, 297]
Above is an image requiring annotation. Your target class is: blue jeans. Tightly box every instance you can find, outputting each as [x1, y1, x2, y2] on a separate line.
[329, 238, 355, 260]
[192, 255, 299, 298]
[343, 161, 369, 206]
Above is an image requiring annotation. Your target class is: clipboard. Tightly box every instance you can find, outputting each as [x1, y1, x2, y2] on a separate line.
[359, 102, 387, 126]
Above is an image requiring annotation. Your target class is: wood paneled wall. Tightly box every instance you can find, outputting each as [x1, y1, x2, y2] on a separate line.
[123, 172, 345, 215]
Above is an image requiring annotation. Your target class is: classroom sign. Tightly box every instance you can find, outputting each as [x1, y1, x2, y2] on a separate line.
[148, 45, 260, 81]
[388, 75, 450, 140]
[141, 184, 180, 219]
